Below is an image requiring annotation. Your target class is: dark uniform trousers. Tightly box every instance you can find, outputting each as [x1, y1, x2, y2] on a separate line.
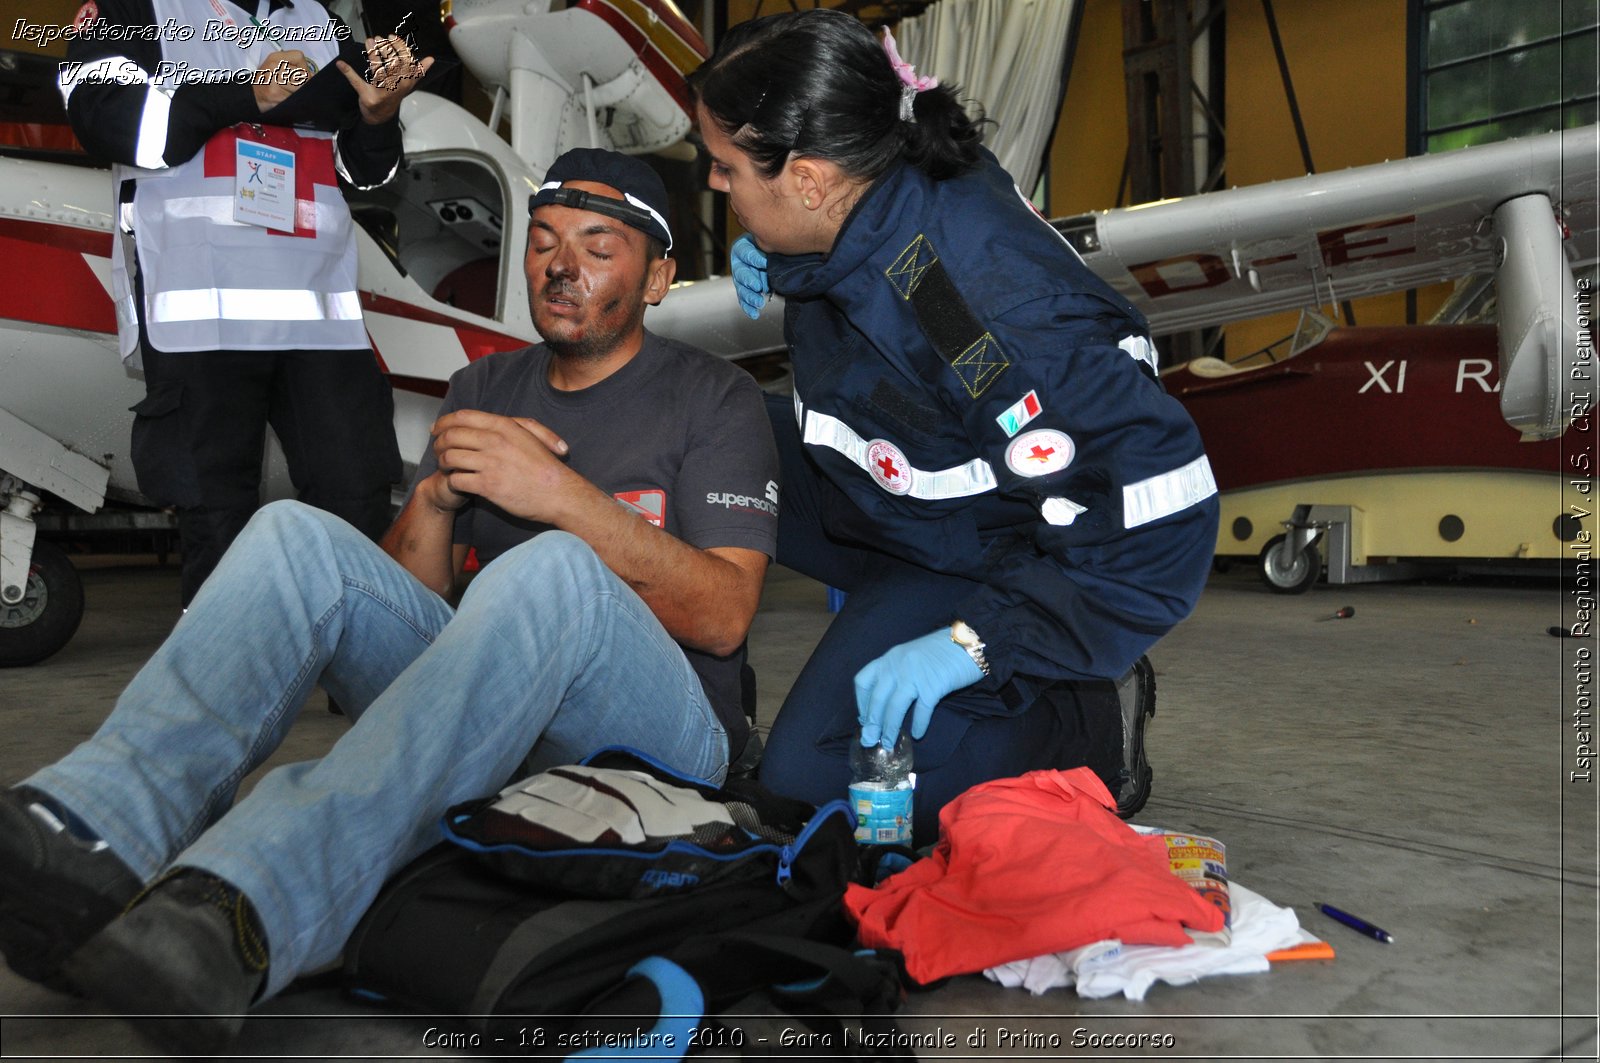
[132, 341, 402, 606]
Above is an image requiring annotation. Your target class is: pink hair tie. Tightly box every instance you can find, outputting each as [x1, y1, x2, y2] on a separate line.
[882, 28, 937, 121]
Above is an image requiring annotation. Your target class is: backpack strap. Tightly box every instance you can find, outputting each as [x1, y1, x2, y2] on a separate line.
[671, 931, 911, 1058]
[566, 956, 703, 1062]
[471, 897, 675, 1015]
[721, 934, 904, 1020]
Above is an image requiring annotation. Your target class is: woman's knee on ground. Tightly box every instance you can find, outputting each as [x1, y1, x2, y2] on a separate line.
[758, 724, 848, 808]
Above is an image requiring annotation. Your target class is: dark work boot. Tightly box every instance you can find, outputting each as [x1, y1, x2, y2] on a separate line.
[0, 786, 142, 990]
[63, 869, 269, 1056]
[1112, 655, 1157, 818]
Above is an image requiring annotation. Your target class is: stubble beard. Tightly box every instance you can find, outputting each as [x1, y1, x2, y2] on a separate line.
[537, 281, 648, 362]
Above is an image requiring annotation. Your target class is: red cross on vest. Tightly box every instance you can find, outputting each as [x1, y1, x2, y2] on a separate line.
[204, 123, 338, 238]
[1027, 444, 1056, 462]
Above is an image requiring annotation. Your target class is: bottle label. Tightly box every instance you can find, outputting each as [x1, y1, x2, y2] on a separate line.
[849, 782, 913, 845]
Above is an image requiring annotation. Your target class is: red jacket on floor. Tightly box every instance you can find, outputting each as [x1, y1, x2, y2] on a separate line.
[844, 768, 1226, 984]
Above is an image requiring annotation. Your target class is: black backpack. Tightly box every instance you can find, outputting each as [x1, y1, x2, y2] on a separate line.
[341, 748, 911, 1059]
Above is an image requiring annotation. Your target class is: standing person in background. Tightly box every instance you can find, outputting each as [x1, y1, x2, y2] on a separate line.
[59, 0, 432, 604]
[691, 8, 1219, 844]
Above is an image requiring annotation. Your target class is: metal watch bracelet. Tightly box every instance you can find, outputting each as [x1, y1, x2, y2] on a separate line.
[949, 619, 991, 676]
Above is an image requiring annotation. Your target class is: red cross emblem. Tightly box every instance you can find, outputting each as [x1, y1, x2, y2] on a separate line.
[865, 439, 912, 495]
[205, 124, 338, 238]
[1006, 429, 1075, 478]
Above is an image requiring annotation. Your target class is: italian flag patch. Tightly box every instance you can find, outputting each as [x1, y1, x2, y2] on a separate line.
[995, 390, 1042, 437]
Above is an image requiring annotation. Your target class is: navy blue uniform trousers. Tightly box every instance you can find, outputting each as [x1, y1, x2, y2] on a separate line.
[757, 396, 1122, 845]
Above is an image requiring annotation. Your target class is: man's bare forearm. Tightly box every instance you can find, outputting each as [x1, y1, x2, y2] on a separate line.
[423, 410, 767, 651]
[552, 483, 767, 657]
[380, 477, 460, 598]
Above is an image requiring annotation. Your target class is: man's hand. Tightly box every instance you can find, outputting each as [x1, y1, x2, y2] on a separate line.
[337, 35, 434, 125]
[430, 409, 574, 523]
[416, 468, 470, 514]
[253, 49, 312, 111]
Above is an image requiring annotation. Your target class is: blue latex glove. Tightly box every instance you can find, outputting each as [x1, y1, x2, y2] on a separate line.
[729, 234, 769, 320]
[854, 627, 984, 748]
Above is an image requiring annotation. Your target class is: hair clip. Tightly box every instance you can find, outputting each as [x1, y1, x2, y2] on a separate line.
[882, 28, 937, 122]
[898, 84, 916, 121]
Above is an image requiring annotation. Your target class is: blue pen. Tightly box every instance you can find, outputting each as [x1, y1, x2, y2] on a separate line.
[1316, 902, 1395, 943]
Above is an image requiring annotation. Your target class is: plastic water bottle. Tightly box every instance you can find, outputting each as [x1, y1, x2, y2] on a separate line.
[849, 731, 914, 845]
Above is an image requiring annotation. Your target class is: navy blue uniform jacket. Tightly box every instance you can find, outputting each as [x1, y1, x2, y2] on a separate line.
[767, 151, 1220, 697]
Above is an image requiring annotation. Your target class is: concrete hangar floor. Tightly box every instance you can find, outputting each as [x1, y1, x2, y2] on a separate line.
[2, 554, 1594, 1061]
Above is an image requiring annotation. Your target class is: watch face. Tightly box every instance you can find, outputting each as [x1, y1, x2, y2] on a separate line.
[951, 620, 989, 675]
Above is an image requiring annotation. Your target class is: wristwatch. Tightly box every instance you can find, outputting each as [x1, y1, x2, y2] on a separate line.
[949, 619, 991, 676]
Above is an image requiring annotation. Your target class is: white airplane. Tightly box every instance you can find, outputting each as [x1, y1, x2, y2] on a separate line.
[1, 0, 1594, 668]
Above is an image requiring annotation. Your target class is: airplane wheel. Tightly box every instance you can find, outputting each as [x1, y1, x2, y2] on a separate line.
[1259, 534, 1320, 595]
[0, 540, 85, 667]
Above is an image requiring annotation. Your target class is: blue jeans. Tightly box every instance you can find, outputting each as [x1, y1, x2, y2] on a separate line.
[27, 501, 727, 997]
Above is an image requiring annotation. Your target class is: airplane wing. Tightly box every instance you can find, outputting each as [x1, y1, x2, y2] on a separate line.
[1054, 123, 1598, 440]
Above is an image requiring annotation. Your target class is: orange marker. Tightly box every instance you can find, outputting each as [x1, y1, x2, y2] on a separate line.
[1266, 941, 1336, 962]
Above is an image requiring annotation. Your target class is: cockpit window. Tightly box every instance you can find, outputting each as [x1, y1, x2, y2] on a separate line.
[345, 155, 508, 321]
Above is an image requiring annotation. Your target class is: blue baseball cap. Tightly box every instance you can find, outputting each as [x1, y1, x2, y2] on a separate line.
[529, 148, 673, 252]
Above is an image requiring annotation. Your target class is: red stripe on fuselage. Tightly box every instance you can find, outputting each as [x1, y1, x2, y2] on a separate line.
[359, 291, 529, 363]
[0, 122, 86, 154]
[572, 0, 698, 116]
[0, 218, 117, 334]
[386, 373, 449, 398]
[0, 217, 113, 258]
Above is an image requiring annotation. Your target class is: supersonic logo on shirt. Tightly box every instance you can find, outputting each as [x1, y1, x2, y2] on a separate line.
[614, 489, 666, 527]
[706, 480, 779, 517]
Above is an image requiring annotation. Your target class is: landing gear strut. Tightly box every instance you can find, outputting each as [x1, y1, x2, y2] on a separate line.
[0, 411, 110, 666]
[0, 538, 84, 667]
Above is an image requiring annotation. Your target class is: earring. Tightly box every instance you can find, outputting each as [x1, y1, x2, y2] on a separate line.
[803, 196, 813, 208]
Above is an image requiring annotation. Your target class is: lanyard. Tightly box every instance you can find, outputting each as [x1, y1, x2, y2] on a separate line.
[249, 13, 286, 43]
[207, 0, 289, 40]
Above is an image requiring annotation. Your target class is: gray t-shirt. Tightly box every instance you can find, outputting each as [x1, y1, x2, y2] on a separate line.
[410, 331, 780, 752]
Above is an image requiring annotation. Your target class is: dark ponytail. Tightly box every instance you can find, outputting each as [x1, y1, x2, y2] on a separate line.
[689, 8, 987, 183]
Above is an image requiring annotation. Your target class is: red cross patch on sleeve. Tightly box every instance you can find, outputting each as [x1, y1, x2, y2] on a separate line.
[615, 490, 666, 527]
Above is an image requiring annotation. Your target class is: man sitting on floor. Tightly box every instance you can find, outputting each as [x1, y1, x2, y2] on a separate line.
[0, 147, 779, 1053]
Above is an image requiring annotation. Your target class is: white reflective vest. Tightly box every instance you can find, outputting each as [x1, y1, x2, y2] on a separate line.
[106, 0, 366, 360]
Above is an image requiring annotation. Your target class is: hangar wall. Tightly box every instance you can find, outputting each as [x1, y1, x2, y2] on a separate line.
[18, 0, 1464, 356]
[724, 0, 1454, 364]
[1046, 0, 1451, 361]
